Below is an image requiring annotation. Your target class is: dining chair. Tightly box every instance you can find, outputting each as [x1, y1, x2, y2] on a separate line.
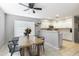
[8, 41, 21, 56]
[34, 35, 45, 55]
[12, 37, 19, 45]
[8, 37, 22, 56]
[37, 36, 45, 52]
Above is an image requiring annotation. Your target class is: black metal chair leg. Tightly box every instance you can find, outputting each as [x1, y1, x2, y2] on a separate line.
[20, 48, 22, 56]
[11, 52, 14, 56]
[43, 45, 45, 52]
[20, 48, 24, 56]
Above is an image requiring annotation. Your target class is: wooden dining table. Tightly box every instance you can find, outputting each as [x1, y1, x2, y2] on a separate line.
[18, 35, 44, 56]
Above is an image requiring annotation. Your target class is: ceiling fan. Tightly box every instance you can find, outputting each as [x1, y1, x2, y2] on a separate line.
[19, 3, 42, 13]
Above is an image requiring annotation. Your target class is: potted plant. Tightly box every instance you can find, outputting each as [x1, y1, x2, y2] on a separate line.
[24, 28, 31, 39]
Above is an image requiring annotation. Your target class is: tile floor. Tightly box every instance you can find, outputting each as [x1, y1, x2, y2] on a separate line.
[0, 40, 79, 56]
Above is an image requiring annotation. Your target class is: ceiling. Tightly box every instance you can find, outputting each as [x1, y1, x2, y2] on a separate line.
[0, 3, 79, 19]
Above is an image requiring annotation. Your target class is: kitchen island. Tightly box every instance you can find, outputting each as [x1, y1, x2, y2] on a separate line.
[40, 30, 63, 49]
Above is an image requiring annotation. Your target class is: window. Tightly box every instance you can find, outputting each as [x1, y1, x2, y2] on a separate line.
[14, 20, 35, 37]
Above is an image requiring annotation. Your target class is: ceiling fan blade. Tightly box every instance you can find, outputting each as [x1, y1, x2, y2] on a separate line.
[24, 9, 30, 11]
[19, 3, 28, 7]
[33, 10, 35, 13]
[34, 8, 42, 10]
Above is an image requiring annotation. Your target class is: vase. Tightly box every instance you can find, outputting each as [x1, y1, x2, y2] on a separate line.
[27, 34, 29, 40]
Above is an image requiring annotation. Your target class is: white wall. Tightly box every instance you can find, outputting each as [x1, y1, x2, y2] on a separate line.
[0, 7, 5, 48]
